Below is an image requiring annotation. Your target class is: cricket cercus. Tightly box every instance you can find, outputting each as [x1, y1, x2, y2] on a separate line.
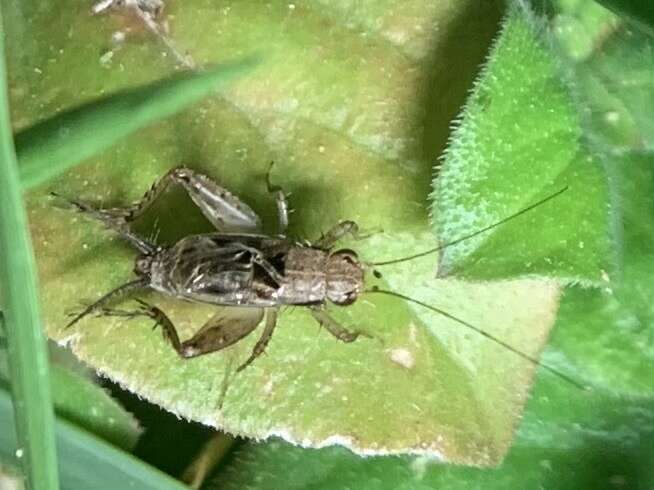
[57, 165, 579, 385]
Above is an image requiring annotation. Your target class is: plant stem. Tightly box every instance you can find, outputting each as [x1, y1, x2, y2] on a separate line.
[0, 6, 59, 490]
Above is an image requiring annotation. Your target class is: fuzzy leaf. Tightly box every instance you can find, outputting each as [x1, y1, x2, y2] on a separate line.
[208, 376, 654, 490]
[431, 5, 612, 283]
[7, 0, 577, 465]
[554, 0, 654, 152]
[594, 0, 654, 36]
[209, 143, 654, 490]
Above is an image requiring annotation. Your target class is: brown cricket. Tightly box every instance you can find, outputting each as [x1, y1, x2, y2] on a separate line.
[56, 165, 579, 386]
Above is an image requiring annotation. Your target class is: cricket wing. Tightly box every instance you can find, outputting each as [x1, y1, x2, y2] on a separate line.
[167, 236, 255, 293]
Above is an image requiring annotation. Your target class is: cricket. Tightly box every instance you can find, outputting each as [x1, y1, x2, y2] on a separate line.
[55, 165, 580, 386]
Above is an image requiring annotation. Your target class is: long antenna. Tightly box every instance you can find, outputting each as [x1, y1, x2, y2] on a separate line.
[366, 287, 587, 390]
[371, 186, 568, 267]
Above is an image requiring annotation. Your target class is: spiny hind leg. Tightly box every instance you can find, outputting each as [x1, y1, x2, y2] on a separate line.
[98, 299, 184, 351]
[100, 300, 264, 358]
[84, 167, 261, 233]
[51, 193, 155, 253]
[237, 308, 279, 372]
[310, 307, 366, 343]
[266, 162, 290, 234]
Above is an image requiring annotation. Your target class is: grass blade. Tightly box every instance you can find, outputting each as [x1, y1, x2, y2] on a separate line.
[0, 6, 59, 489]
[16, 58, 259, 189]
[0, 387, 190, 490]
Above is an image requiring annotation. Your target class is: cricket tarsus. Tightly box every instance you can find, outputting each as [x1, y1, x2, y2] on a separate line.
[371, 186, 569, 267]
[310, 307, 362, 343]
[51, 192, 155, 254]
[314, 220, 360, 249]
[367, 287, 587, 390]
[65, 278, 147, 330]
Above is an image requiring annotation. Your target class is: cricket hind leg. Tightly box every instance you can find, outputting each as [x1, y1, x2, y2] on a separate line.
[266, 162, 290, 234]
[65, 279, 147, 329]
[310, 307, 367, 342]
[52, 192, 155, 254]
[102, 300, 265, 359]
[84, 167, 262, 234]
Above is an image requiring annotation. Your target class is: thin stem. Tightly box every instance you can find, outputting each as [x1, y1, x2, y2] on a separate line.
[0, 6, 59, 489]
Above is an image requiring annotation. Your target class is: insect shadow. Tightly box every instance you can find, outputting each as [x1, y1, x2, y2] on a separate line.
[53, 164, 582, 388]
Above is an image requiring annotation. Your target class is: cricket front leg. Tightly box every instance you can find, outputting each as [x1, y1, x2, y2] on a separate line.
[313, 221, 363, 249]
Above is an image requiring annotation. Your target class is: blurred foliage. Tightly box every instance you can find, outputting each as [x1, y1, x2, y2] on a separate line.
[0, 0, 652, 488]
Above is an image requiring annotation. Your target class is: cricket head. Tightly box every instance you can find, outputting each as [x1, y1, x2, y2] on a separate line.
[326, 249, 365, 305]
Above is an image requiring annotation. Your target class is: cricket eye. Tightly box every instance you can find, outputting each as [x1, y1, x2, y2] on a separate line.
[134, 255, 151, 276]
[333, 249, 359, 265]
[338, 290, 358, 306]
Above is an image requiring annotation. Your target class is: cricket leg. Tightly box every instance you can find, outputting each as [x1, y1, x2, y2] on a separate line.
[266, 162, 290, 234]
[66, 279, 147, 329]
[313, 221, 362, 249]
[310, 307, 364, 343]
[176, 307, 265, 358]
[230, 242, 286, 286]
[237, 308, 279, 372]
[76, 167, 261, 233]
[51, 192, 156, 254]
[102, 301, 265, 358]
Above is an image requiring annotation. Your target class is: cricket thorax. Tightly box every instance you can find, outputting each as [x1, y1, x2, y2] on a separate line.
[276, 247, 364, 306]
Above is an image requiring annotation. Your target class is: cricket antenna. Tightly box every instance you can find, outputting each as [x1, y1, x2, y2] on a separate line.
[365, 286, 588, 391]
[370, 186, 568, 267]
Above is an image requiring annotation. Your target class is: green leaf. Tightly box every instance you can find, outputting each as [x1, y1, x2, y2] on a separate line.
[47, 367, 141, 451]
[11, 0, 577, 466]
[0, 350, 141, 451]
[0, 387, 191, 490]
[431, 5, 613, 283]
[546, 0, 654, 395]
[207, 377, 654, 490]
[551, 152, 654, 397]
[556, 2, 654, 152]
[594, 0, 654, 36]
[207, 149, 654, 488]
[0, 4, 59, 488]
[16, 59, 258, 189]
